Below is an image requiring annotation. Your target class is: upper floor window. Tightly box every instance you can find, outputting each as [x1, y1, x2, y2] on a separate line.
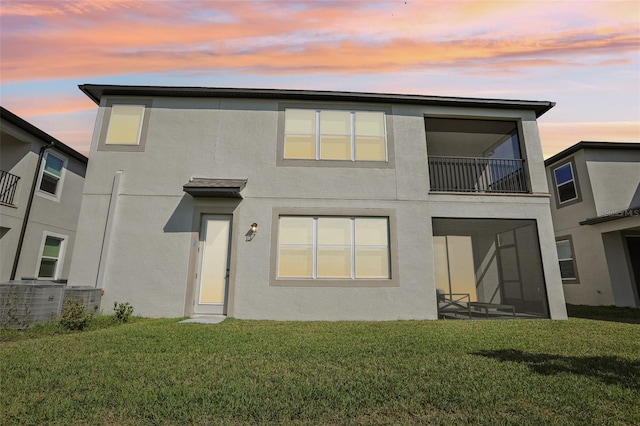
[277, 216, 390, 280]
[37, 151, 67, 201]
[552, 160, 580, 206]
[284, 109, 387, 162]
[98, 99, 152, 152]
[106, 105, 145, 145]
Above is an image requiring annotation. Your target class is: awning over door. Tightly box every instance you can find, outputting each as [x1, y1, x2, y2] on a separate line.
[183, 178, 247, 198]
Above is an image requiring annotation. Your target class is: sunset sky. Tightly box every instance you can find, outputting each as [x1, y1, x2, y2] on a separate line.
[1, 0, 638, 157]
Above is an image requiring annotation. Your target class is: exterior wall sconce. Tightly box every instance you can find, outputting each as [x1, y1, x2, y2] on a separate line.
[246, 223, 258, 241]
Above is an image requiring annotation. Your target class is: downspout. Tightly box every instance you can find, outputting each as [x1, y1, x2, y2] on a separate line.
[10, 141, 55, 280]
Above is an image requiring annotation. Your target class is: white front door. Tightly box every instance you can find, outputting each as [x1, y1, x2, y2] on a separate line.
[195, 215, 232, 315]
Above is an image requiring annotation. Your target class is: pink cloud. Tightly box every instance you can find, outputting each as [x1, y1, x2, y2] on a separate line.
[2, 26, 638, 82]
[539, 122, 640, 158]
[1, 1, 638, 82]
[3, 96, 96, 117]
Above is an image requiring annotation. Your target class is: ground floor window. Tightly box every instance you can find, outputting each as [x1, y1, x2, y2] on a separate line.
[277, 216, 390, 280]
[433, 218, 549, 319]
[37, 232, 66, 279]
[556, 236, 578, 283]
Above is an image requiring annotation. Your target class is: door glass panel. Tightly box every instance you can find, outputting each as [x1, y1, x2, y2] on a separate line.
[433, 236, 450, 293]
[499, 246, 519, 281]
[199, 218, 230, 304]
[446, 236, 477, 301]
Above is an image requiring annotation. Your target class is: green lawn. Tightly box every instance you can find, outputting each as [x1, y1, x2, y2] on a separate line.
[2, 306, 639, 425]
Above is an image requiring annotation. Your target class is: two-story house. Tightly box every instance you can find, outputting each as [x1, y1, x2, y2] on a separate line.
[545, 141, 640, 307]
[67, 85, 567, 320]
[0, 107, 88, 283]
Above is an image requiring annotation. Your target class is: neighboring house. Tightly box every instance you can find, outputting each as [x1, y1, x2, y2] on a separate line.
[545, 141, 640, 307]
[68, 84, 567, 320]
[0, 107, 88, 282]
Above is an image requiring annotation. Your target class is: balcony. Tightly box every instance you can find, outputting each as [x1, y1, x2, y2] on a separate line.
[428, 156, 527, 193]
[0, 170, 20, 207]
[426, 117, 528, 194]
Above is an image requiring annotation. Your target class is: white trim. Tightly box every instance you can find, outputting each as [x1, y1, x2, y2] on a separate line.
[36, 231, 68, 280]
[555, 238, 577, 281]
[553, 162, 578, 204]
[36, 151, 68, 203]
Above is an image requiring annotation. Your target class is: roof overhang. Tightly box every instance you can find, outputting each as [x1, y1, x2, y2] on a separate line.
[79, 84, 556, 118]
[0, 106, 88, 164]
[183, 178, 247, 198]
[579, 206, 640, 225]
[545, 141, 640, 167]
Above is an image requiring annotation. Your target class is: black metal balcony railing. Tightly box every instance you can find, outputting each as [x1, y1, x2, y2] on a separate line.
[0, 170, 20, 206]
[428, 156, 527, 193]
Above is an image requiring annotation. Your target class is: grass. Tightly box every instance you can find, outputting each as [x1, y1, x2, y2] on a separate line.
[1, 307, 639, 425]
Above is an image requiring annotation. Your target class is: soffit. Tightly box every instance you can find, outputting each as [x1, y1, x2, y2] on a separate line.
[79, 84, 555, 117]
[183, 178, 247, 199]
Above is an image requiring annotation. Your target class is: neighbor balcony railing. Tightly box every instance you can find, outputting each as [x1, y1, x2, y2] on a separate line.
[428, 156, 527, 193]
[0, 170, 20, 206]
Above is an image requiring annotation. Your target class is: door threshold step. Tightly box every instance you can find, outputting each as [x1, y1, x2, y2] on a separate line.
[179, 315, 227, 324]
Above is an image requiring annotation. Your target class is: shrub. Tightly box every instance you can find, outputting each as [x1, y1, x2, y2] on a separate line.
[113, 301, 134, 324]
[60, 299, 98, 331]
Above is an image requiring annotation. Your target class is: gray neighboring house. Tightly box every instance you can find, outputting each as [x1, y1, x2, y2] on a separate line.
[545, 141, 640, 307]
[0, 107, 88, 282]
[68, 84, 567, 320]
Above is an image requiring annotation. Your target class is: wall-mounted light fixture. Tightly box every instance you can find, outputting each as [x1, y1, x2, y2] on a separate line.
[246, 223, 258, 241]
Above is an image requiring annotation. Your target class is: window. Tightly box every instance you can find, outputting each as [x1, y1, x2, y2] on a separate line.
[284, 109, 387, 162]
[37, 152, 67, 201]
[98, 99, 152, 152]
[105, 104, 145, 145]
[553, 161, 580, 205]
[277, 216, 390, 280]
[556, 237, 578, 283]
[37, 233, 66, 279]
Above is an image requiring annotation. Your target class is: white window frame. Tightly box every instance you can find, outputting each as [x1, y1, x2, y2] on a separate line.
[284, 108, 388, 162]
[277, 216, 390, 280]
[556, 237, 579, 283]
[36, 231, 67, 280]
[553, 162, 578, 204]
[36, 151, 68, 202]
